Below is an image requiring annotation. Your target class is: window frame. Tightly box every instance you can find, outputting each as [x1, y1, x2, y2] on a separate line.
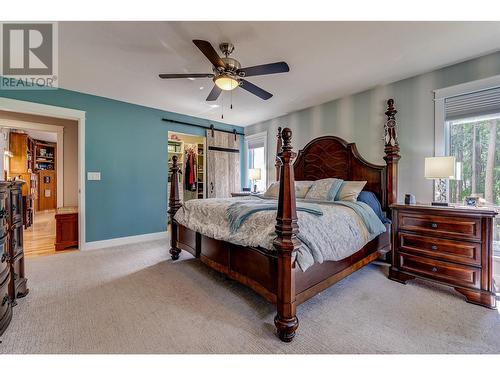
[434, 76, 500, 260]
[434, 74, 500, 201]
[244, 131, 268, 190]
[434, 74, 500, 155]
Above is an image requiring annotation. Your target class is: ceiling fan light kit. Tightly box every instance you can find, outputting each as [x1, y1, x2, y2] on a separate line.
[214, 74, 239, 91]
[159, 39, 290, 102]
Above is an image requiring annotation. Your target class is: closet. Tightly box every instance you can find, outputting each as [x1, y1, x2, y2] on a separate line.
[167, 132, 206, 203]
[167, 129, 241, 202]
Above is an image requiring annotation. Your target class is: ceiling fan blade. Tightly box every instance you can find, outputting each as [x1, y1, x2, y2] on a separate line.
[239, 79, 273, 100]
[193, 40, 226, 69]
[206, 85, 222, 101]
[237, 62, 289, 77]
[159, 73, 214, 79]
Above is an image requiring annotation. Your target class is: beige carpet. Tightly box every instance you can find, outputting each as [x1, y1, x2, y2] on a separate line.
[0, 239, 499, 354]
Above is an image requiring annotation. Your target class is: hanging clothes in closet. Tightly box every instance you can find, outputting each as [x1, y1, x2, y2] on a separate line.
[184, 147, 197, 191]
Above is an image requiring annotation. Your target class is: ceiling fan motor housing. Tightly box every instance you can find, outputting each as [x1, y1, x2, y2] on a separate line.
[219, 42, 234, 56]
[213, 56, 242, 85]
[222, 57, 240, 72]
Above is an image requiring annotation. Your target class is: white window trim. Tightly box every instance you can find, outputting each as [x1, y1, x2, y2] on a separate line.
[244, 131, 268, 189]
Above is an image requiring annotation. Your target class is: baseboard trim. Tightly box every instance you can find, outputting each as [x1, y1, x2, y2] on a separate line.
[82, 231, 168, 251]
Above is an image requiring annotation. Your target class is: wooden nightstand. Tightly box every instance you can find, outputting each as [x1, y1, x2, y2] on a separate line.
[389, 203, 498, 309]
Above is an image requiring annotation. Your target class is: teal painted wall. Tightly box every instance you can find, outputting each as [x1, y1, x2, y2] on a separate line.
[245, 51, 500, 203]
[0, 88, 244, 242]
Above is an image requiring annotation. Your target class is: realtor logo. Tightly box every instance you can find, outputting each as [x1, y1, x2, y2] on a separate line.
[1, 22, 58, 89]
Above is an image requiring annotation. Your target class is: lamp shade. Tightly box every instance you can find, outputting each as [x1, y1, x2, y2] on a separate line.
[214, 75, 239, 91]
[249, 168, 262, 181]
[424, 156, 456, 179]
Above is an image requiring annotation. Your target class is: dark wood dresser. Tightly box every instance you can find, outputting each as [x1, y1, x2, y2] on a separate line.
[0, 181, 29, 337]
[389, 203, 498, 309]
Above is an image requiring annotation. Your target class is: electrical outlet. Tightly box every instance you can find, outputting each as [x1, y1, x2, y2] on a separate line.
[87, 172, 101, 181]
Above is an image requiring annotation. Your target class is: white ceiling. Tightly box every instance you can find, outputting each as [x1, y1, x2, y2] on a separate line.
[25, 129, 57, 143]
[58, 21, 500, 126]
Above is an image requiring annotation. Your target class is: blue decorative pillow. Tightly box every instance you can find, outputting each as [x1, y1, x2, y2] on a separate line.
[357, 191, 391, 224]
[327, 179, 344, 201]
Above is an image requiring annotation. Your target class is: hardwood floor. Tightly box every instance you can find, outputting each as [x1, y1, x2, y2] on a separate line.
[24, 209, 77, 257]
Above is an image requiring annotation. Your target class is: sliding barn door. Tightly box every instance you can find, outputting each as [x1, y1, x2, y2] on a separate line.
[206, 130, 240, 198]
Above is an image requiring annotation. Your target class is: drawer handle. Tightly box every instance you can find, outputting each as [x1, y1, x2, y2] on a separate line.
[1, 295, 9, 307]
[432, 267, 438, 272]
[430, 223, 438, 229]
[431, 245, 438, 251]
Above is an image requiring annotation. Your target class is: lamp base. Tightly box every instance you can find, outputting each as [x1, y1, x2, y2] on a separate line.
[431, 201, 449, 207]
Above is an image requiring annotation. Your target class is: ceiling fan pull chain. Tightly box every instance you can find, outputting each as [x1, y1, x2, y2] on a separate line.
[221, 93, 224, 119]
[230, 89, 233, 110]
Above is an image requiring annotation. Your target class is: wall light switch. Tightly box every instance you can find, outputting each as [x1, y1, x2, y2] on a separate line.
[87, 172, 101, 181]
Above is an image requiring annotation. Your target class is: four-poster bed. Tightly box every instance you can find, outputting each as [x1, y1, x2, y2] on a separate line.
[168, 99, 401, 342]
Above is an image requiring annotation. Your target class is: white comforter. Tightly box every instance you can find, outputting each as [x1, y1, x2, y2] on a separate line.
[174, 196, 384, 271]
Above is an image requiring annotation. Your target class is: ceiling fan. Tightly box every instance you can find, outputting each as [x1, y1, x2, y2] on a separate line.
[159, 40, 290, 101]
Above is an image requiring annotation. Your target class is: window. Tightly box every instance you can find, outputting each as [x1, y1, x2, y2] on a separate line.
[245, 132, 267, 192]
[443, 87, 500, 257]
[448, 114, 499, 206]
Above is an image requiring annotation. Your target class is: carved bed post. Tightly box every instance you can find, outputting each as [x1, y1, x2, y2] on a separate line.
[383, 99, 401, 211]
[169, 155, 182, 260]
[273, 127, 299, 342]
[275, 126, 282, 181]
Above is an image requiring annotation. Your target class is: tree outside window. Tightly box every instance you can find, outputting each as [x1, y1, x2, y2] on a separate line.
[448, 114, 499, 255]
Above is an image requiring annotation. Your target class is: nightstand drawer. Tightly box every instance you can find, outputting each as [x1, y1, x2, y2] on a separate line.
[399, 253, 480, 289]
[398, 233, 481, 266]
[399, 212, 481, 240]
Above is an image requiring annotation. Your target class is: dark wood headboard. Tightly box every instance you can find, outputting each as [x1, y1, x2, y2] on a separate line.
[293, 136, 388, 210]
[275, 99, 401, 213]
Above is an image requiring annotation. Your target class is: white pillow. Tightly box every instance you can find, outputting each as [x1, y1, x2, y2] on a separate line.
[305, 178, 343, 201]
[263, 181, 313, 199]
[295, 181, 313, 198]
[335, 181, 367, 202]
[263, 182, 280, 198]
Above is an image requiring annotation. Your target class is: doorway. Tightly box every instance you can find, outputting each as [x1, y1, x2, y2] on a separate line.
[168, 131, 206, 203]
[0, 111, 79, 256]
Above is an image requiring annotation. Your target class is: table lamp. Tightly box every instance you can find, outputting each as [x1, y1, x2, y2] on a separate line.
[424, 156, 456, 206]
[248, 168, 262, 193]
